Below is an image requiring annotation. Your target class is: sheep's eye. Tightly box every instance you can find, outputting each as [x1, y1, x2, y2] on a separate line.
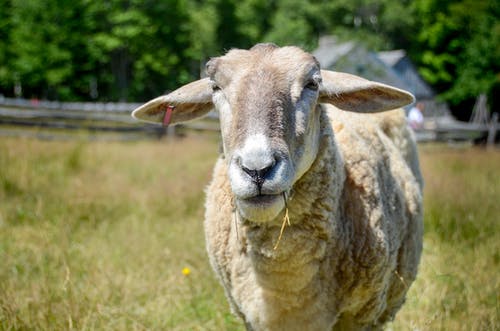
[304, 80, 319, 91]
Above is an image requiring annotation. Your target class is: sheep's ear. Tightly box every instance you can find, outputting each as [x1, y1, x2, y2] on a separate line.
[132, 78, 213, 124]
[319, 70, 414, 113]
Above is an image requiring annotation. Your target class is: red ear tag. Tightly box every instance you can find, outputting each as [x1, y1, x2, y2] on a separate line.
[162, 105, 175, 127]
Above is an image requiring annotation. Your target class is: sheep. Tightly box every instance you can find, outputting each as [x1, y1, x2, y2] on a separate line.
[132, 43, 423, 331]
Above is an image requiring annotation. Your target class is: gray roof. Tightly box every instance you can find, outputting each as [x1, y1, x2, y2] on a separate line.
[313, 36, 356, 69]
[313, 36, 435, 100]
[377, 50, 406, 67]
[378, 50, 434, 99]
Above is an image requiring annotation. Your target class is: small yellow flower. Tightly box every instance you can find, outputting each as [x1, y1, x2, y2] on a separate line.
[182, 267, 191, 276]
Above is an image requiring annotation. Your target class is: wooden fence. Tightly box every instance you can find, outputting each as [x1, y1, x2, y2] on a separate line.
[0, 96, 497, 144]
[416, 114, 499, 145]
[0, 97, 219, 140]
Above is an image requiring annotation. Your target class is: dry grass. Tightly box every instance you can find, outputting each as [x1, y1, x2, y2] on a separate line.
[0, 134, 239, 330]
[388, 145, 500, 331]
[0, 136, 499, 330]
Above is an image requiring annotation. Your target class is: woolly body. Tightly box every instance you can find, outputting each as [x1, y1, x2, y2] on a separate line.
[131, 44, 423, 331]
[204, 107, 423, 331]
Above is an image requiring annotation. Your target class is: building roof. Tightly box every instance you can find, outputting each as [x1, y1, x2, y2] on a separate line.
[313, 36, 356, 69]
[377, 50, 406, 67]
[378, 50, 435, 99]
[313, 36, 435, 100]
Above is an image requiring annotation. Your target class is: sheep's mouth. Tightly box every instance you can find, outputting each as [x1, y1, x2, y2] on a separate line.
[243, 193, 282, 206]
[236, 193, 285, 222]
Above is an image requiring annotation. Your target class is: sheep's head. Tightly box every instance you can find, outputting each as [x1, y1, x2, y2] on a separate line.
[132, 44, 414, 223]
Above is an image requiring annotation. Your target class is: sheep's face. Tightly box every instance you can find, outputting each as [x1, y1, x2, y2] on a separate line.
[132, 44, 415, 224]
[207, 45, 322, 222]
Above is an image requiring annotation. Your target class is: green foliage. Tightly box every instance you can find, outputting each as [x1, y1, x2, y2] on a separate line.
[0, 0, 498, 116]
[261, 0, 318, 49]
[412, 0, 500, 117]
[6, 0, 85, 99]
[0, 0, 12, 89]
[0, 0, 198, 101]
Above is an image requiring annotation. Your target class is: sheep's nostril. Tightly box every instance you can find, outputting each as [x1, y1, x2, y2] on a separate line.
[256, 164, 273, 179]
[241, 162, 276, 185]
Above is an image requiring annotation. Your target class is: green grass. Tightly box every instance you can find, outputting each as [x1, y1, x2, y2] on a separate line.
[0, 137, 499, 330]
[387, 145, 500, 331]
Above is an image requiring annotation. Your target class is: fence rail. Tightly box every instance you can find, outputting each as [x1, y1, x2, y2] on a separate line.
[417, 115, 499, 144]
[0, 97, 222, 140]
[0, 96, 141, 113]
[0, 98, 170, 140]
[0, 97, 497, 143]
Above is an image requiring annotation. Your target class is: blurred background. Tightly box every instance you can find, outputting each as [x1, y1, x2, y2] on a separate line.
[0, 0, 499, 116]
[0, 0, 499, 330]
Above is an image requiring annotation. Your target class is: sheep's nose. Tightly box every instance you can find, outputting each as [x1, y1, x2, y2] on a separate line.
[238, 151, 277, 185]
[241, 163, 275, 185]
[235, 134, 277, 186]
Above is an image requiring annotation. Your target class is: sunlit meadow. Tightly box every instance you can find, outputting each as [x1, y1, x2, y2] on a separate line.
[0, 135, 498, 330]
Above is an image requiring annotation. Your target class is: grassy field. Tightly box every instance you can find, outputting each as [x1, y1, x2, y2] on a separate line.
[0, 135, 498, 330]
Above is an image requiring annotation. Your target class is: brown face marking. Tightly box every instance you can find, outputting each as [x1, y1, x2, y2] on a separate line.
[206, 44, 326, 222]
[208, 45, 320, 155]
[236, 67, 289, 145]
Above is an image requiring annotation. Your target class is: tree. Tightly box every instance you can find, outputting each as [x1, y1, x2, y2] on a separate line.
[0, 0, 199, 101]
[87, 0, 195, 101]
[0, 0, 13, 95]
[0, 0, 497, 115]
[412, 0, 500, 119]
[7, 0, 88, 99]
